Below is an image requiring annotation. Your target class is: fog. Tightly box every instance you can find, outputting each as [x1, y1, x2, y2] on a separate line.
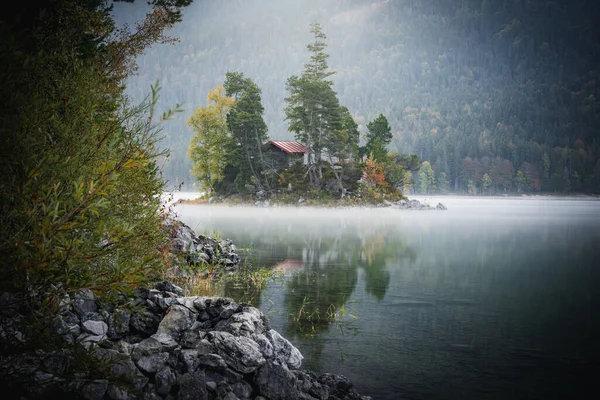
[113, 0, 600, 193]
[172, 195, 600, 237]
[171, 197, 600, 399]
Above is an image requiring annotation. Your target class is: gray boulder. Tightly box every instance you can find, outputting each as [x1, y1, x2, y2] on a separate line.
[210, 331, 266, 373]
[267, 330, 303, 369]
[436, 202, 447, 210]
[131, 338, 162, 362]
[136, 352, 169, 374]
[256, 361, 299, 400]
[130, 311, 161, 336]
[155, 366, 177, 395]
[73, 289, 97, 316]
[178, 371, 208, 400]
[82, 320, 108, 336]
[155, 305, 194, 340]
[408, 199, 421, 209]
[156, 281, 185, 297]
[198, 353, 228, 369]
[80, 379, 108, 400]
[107, 309, 131, 339]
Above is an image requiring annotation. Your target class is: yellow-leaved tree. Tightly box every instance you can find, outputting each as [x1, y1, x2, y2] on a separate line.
[187, 86, 235, 192]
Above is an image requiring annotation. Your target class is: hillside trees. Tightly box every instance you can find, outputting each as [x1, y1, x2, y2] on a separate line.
[118, 0, 600, 194]
[0, 0, 189, 393]
[187, 86, 235, 192]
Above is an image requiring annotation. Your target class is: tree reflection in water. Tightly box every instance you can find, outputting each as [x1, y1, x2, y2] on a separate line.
[281, 225, 417, 367]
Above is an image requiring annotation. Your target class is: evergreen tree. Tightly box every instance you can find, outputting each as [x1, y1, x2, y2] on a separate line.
[224, 72, 270, 192]
[366, 114, 393, 144]
[285, 22, 343, 188]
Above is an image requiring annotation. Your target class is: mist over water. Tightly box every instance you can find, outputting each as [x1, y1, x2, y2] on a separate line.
[175, 197, 600, 399]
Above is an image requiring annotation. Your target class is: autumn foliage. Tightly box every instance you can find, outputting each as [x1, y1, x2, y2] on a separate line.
[362, 155, 389, 188]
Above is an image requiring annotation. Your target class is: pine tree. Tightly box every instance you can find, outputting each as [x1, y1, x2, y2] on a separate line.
[224, 72, 270, 192]
[285, 22, 344, 188]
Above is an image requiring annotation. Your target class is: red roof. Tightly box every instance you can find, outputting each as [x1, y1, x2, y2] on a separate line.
[268, 140, 306, 154]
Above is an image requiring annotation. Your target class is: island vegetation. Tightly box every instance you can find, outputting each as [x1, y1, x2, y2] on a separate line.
[186, 23, 421, 205]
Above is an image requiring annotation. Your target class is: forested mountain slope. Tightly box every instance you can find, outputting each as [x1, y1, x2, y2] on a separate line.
[116, 0, 600, 193]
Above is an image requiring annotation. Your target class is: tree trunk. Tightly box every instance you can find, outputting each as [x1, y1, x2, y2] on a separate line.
[254, 127, 270, 191]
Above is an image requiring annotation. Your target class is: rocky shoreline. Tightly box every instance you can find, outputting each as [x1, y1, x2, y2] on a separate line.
[180, 196, 448, 211]
[47, 284, 370, 400]
[1, 220, 371, 400]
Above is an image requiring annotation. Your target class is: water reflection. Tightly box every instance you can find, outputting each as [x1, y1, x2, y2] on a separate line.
[175, 201, 600, 400]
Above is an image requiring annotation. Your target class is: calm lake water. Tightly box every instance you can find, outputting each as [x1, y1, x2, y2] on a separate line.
[174, 197, 600, 400]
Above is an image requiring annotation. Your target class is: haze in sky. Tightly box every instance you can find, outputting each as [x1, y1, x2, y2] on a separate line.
[114, 0, 600, 194]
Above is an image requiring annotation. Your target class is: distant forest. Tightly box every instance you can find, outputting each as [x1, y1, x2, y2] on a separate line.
[115, 0, 600, 194]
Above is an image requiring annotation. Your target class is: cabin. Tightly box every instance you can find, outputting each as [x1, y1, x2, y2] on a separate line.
[263, 140, 306, 170]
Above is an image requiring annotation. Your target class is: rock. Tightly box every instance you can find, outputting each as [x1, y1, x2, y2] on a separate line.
[81, 311, 104, 323]
[107, 309, 131, 339]
[233, 380, 253, 399]
[318, 373, 353, 395]
[50, 315, 77, 343]
[253, 333, 274, 359]
[156, 281, 185, 297]
[131, 338, 162, 361]
[198, 353, 228, 369]
[408, 199, 421, 209]
[106, 385, 128, 400]
[151, 332, 179, 351]
[136, 352, 169, 374]
[293, 370, 329, 400]
[155, 296, 177, 311]
[222, 392, 239, 400]
[155, 366, 177, 395]
[73, 289, 97, 316]
[41, 354, 68, 375]
[3, 258, 369, 399]
[142, 384, 161, 400]
[130, 310, 161, 336]
[80, 379, 108, 400]
[180, 329, 204, 349]
[165, 219, 199, 256]
[77, 333, 106, 348]
[156, 305, 194, 340]
[82, 320, 108, 336]
[204, 368, 243, 386]
[178, 371, 208, 400]
[62, 310, 80, 326]
[192, 296, 210, 311]
[256, 361, 299, 400]
[267, 330, 303, 369]
[436, 202, 447, 210]
[215, 306, 267, 336]
[219, 303, 241, 320]
[206, 381, 217, 392]
[210, 331, 266, 374]
[179, 349, 200, 372]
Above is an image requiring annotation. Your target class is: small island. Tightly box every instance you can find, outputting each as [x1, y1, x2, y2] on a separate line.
[185, 24, 423, 207]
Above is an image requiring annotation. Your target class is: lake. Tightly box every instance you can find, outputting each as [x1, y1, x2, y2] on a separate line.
[174, 196, 600, 400]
